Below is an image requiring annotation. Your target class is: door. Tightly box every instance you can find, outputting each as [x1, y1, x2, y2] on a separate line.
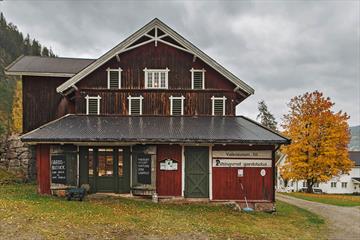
[185, 147, 209, 198]
[96, 148, 116, 192]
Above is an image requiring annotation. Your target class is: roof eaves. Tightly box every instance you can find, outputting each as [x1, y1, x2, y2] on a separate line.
[5, 71, 75, 77]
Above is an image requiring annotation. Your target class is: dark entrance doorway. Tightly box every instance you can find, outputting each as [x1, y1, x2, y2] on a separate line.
[184, 146, 209, 198]
[80, 147, 130, 193]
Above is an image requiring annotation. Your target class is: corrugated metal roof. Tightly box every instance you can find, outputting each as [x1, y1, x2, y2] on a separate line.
[5, 56, 95, 76]
[350, 151, 360, 166]
[21, 115, 290, 144]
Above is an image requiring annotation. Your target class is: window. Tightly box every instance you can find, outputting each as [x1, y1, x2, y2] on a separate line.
[211, 96, 226, 116]
[98, 148, 113, 176]
[107, 68, 122, 89]
[190, 68, 205, 89]
[169, 96, 185, 115]
[128, 95, 143, 115]
[342, 182, 347, 188]
[331, 182, 337, 188]
[313, 182, 319, 188]
[302, 181, 307, 188]
[85, 95, 101, 115]
[88, 148, 94, 176]
[144, 68, 169, 89]
[118, 149, 123, 176]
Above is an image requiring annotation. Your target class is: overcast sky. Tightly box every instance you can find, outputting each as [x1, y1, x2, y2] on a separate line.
[1, 0, 359, 127]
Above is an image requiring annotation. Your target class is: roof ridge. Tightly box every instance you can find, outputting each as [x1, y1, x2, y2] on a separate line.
[22, 55, 96, 61]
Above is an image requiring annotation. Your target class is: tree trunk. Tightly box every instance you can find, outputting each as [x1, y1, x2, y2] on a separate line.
[306, 179, 313, 193]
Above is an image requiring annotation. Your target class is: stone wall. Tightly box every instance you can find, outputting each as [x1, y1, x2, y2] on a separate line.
[0, 134, 36, 181]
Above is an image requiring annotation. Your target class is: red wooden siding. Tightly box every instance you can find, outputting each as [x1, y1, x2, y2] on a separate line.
[36, 144, 51, 194]
[156, 145, 182, 196]
[212, 145, 275, 201]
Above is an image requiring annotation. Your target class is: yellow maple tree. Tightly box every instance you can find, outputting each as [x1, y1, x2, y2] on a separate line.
[11, 79, 22, 133]
[280, 91, 353, 192]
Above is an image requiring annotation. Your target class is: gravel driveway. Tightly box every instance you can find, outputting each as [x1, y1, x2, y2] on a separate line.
[277, 194, 360, 240]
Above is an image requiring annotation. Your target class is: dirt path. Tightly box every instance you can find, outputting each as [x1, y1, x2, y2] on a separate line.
[277, 194, 360, 240]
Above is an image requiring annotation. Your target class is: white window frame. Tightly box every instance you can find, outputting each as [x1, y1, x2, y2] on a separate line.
[127, 95, 144, 115]
[143, 68, 169, 89]
[85, 95, 101, 115]
[341, 182, 347, 188]
[190, 68, 206, 89]
[331, 182, 337, 188]
[107, 67, 122, 89]
[211, 96, 227, 116]
[169, 95, 185, 116]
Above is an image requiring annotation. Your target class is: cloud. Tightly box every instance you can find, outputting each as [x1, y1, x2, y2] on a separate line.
[1, 0, 359, 126]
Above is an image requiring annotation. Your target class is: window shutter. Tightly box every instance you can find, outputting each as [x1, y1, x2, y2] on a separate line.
[109, 71, 119, 89]
[172, 99, 182, 115]
[213, 99, 224, 115]
[130, 99, 141, 115]
[88, 98, 99, 115]
[193, 71, 203, 89]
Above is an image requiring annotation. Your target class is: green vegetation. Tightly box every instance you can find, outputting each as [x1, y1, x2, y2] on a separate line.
[0, 168, 21, 184]
[0, 184, 326, 239]
[282, 192, 360, 207]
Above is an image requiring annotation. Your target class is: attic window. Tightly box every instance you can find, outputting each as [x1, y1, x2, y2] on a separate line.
[85, 95, 101, 115]
[190, 68, 205, 89]
[107, 68, 122, 89]
[169, 96, 185, 116]
[211, 96, 226, 116]
[144, 68, 169, 89]
[127, 95, 143, 115]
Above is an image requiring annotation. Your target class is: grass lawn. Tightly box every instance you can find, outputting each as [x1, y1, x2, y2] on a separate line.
[281, 192, 360, 207]
[0, 184, 326, 240]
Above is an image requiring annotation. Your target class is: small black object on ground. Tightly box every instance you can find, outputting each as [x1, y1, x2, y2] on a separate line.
[66, 187, 86, 201]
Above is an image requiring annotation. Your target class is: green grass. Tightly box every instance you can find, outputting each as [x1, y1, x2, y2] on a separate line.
[0, 184, 326, 239]
[0, 168, 22, 184]
[282, 192, 360, 207]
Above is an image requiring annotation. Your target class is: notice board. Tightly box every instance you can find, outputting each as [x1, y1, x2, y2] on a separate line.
[137, 154, 151, 184]
[51, 154, 66, 184]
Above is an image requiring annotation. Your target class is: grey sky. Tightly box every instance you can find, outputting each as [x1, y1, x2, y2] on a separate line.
[1, 0, 359, 127]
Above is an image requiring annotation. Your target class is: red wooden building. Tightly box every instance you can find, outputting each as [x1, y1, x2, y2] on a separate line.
[6, 19, 289, 210]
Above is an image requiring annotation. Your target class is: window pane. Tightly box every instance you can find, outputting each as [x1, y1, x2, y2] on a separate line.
[171, 98, 182, 115]
[88, 98, 99, 115]
[213, 99, 224, 115]
[98, 148, 113, 176]
[154, 72, 159, 88]
[193, 71, 203, 89]
[148, 72, 153, 88]
[130, 98, 141, 115]
[88, 148, 94, 176]
[109, 71, 119, 89]
[160, 72, 166, 88]
[118, 149, 123, 176]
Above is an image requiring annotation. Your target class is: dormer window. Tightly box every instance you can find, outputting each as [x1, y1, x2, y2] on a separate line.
[107, 68, 122, 89]
[190, 68, 205, 89]
[211, 96, 226, 116]
[85, 95, 101, 115]
[169, 96, 185, 115]
[127, 95, 143, 115]
[144, 68, 169, 89]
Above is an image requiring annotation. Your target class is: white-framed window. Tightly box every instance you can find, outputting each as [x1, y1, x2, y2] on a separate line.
[331, 182, 337, 188]
[341, 182, 347, 188]
[169, 95, 185, 116]
[302, 181, 307, 188]
[313, 182, 319, 188]
[143, 68, 169, 89]
[190, 68, 205, 89]
[85, 95, 101, 115]
[211, 96, 226, 116]
[107, 67, 122, 89]
[127, 95, 143, 115]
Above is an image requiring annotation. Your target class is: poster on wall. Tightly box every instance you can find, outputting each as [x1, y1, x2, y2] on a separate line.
[160, 159, 178, 170]
[213, 159, 272, 168]
[212, 150, 272, 159]
[51, 154, 66, 184]
[137, 154, 151, 184]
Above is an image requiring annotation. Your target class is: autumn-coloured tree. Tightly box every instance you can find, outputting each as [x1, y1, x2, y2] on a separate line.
[280, 91, 353, 193]
[11, 79, 22, 133]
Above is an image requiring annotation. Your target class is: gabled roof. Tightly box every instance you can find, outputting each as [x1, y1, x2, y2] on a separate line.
[56, 18, 254, 95]
[5, 55, 95, 77]
[21, 115, 289, 144]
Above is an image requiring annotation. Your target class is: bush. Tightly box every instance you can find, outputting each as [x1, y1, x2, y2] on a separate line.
[0, 168, 22, 185]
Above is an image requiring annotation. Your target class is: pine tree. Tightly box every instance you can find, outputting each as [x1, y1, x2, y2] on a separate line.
[256, 100, 278, 130]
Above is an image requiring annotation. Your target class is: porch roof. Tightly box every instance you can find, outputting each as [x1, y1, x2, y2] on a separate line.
[21, 114, 290, 145]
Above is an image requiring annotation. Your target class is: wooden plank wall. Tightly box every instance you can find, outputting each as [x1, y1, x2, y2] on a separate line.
[156, 145, 182, 196]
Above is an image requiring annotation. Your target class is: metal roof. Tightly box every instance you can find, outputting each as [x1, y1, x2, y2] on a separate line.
[5, 56, 95, 77]
[350, 151, 360, 166]
[21, 115, 290, 144]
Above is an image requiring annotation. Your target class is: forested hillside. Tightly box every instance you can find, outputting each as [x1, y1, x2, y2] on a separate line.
[0, 12, 55, 135]
[350, 125, 360, 151]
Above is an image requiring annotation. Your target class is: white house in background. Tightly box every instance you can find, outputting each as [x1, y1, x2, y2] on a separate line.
[276, 151, 360, 194]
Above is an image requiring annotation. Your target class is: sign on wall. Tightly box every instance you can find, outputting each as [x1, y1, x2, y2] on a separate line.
[213, 159, 272, 168]
[137, 154, 151, 184]
[160, 159, 178, 171]
[212, 150, 272, 159]
[51, 154, 66, 184]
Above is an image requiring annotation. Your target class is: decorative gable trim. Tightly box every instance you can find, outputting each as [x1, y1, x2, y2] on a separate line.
[56, 18, 254, 95]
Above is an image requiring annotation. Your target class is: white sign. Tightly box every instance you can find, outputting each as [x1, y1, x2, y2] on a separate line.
[213, 159, 272, 168]
[160, 159, 178, 171]
[237, 169, 244, 177]
[260, 169, 266, 176]
[212, 150, 272, 159]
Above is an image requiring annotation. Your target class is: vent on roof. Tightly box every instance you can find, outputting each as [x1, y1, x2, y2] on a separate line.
[170, 96, 185, 116]
[191, 68, 205, 89]
[128, 95, 143, 115]
[107, 68, 122, 89]
[212, 96, 226, 116]
[86, 95, 101, 115]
